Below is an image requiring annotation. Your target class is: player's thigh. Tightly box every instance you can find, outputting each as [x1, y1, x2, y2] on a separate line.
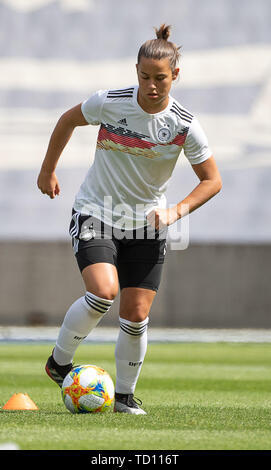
[75, 242, 119, 300]
[69, 210, 119, 299]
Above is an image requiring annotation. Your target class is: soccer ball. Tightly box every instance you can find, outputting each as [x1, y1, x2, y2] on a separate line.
[61, 364, 115, 414]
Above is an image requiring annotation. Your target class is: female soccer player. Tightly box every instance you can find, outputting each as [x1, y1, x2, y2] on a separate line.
[37, 24, 222, 414]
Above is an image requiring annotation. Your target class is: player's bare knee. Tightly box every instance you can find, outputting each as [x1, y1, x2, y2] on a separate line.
[97, 289, 118, 301]
[120, 304, 149, 322]
[88, 283, 118, 301]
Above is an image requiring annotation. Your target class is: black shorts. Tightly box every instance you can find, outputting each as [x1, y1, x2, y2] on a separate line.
[69, 209, 167, 292]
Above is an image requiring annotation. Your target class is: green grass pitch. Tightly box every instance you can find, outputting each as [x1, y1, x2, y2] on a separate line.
[0, 342, 271, 450]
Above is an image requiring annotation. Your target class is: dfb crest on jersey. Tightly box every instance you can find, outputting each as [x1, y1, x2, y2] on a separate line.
[158, 127, 172, 143]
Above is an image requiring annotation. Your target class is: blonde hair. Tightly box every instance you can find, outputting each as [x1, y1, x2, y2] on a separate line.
[137, 24, 181, 71]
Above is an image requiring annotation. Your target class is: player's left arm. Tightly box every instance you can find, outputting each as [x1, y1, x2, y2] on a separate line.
[147, 155, 222, 228]
[175, 155, 222, 218]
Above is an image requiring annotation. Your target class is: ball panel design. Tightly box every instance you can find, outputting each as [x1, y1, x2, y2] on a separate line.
[61, 364, 115, 414]
[79, 394, 104, 411]
[79, 366, 98, 388]
[62, 373, 74, 388]
[105, 374, 115, 398]
[64, 394, 77, 414]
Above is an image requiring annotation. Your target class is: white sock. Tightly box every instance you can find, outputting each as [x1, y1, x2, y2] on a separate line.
[115, 316, 149, 395]
[53, 292, 114, 365]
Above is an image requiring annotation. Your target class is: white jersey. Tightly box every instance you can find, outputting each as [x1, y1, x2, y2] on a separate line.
[73, 85, 212, 229]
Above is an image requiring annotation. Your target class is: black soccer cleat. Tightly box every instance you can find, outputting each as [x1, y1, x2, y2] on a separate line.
[45, 353, 73, 388]
[114, 393, 147, 415]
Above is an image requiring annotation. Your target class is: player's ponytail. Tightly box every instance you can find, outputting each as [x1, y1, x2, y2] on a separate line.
[137, 24, 181, 71]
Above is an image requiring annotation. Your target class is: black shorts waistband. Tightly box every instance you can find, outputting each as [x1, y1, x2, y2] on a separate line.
[71, 209, 167, 241]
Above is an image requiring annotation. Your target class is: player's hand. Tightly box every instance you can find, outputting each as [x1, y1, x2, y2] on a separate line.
[146, 207, 178, 229]
[37, 169, 60, 199]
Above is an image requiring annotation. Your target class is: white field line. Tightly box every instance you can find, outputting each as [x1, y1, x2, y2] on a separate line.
[1, 326, 271, 343]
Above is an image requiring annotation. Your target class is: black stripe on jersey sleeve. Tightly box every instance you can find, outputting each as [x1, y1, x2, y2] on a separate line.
[107, 94, 134, 99]
[108, 87, 135, 94]
[170, 103, 193, 123]
[171, 110, 193, 124]
[107, 87, 134, 98]
[172, 102, 193, 118]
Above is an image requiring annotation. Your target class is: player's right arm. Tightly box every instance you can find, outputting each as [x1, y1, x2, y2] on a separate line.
[37, 104, 88, 199]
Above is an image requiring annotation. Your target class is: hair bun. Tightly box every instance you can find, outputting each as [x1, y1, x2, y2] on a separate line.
[155, 24, 171, 41]
[137, 24, 180, 71]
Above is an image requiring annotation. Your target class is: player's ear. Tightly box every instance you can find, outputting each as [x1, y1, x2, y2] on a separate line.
[172, 68, 179, 81]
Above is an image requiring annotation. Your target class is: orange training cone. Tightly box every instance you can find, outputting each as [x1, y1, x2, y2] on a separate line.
[2, 393, 38, 410]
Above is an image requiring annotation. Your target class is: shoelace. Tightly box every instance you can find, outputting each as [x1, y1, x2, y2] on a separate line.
[133, 396, 143, 406]
[127, 395, 143, 408]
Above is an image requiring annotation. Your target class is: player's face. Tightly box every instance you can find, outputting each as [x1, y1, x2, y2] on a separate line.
[136, 56, 179, 113]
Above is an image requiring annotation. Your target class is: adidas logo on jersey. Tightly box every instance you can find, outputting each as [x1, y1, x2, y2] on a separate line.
[117, 118, 128, 126]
